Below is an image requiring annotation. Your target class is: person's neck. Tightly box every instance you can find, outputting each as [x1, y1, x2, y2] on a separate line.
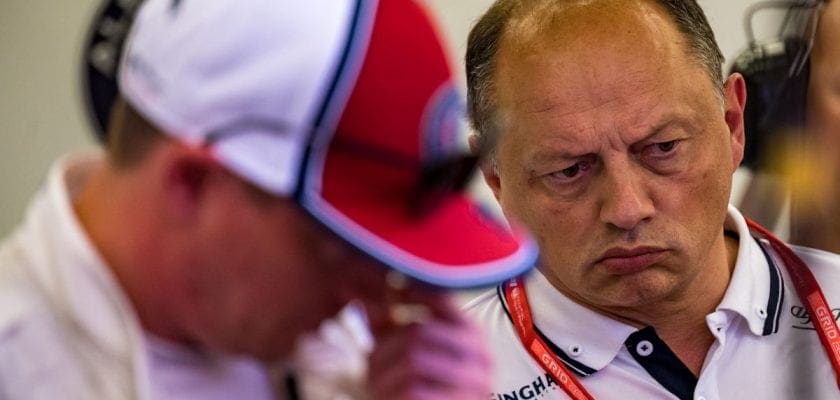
[73, 162, 189, 344]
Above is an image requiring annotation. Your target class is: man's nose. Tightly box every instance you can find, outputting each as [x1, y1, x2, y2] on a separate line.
[598, 164, 655, 232]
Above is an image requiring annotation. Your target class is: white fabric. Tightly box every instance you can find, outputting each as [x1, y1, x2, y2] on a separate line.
[145, 334, 273, 400]
[465, 205, 840, 400]
[292, 304, 373, 400]
[120, 0, 355, 196]
[0, 153, 275, 400]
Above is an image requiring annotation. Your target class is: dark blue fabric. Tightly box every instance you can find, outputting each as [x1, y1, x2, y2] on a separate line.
[625, 327, 697, 400]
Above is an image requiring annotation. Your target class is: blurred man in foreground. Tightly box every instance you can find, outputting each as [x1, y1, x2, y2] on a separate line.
[0, 0, 537, 398]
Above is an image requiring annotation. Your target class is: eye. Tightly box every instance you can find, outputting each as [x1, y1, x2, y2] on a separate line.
[550, 160, 592, 180]
[655, 140, 677, 153]
[561, 163, 581, 178]
[642, 139, 681, 160]
[640, 139, 686, 174]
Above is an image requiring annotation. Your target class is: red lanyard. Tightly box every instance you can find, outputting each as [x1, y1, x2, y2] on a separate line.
[503, 219, 840, 399]
[746, 218, 840, 388]
[503, 278, 594, 400]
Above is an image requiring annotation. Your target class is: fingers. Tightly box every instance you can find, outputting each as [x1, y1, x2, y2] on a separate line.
[367, 300, 493, 400]
[386, 284, 470, 325]
[363, 281, 464, 334]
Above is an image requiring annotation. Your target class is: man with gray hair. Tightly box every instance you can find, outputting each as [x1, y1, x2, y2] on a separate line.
[464, 0, 840, 398]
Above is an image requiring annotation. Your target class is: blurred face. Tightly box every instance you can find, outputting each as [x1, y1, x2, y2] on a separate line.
[807, 0, 840, 193]
[178, 173, 390, 361]
[485, 2, 745, 312]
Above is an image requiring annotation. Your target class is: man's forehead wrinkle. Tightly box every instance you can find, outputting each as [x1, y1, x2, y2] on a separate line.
[512, 68, 661, 119]
[514, 95, 680, 162]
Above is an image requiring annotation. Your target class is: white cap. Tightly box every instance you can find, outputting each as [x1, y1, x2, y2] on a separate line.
[120, 0, 359, 195]
[116, 0, 539, 288]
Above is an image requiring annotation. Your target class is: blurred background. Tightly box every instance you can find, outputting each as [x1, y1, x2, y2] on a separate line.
[0, 0, 787, 236]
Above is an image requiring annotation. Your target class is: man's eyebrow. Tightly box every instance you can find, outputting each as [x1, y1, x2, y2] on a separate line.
[529, 146, 589, 165]
[526, 114, 697, 162]
[631, 113, 697, 141]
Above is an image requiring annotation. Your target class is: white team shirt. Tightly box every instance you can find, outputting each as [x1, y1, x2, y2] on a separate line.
[465, 205, 840, 400]
[0, 153, 275, 400]
[145, 334, 274, 400]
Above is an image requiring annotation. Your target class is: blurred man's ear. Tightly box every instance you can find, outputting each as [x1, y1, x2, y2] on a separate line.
[468, 134, 502, 202]
[724, 73, 748, 171]
[159, 145, 222, 224]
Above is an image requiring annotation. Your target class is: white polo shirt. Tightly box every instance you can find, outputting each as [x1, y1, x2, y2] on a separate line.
[465, 205, 840, 400]
[0, 153, 275, 400]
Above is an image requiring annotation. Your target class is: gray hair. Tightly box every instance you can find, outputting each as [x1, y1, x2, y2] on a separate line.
[466, 0, 725, 156]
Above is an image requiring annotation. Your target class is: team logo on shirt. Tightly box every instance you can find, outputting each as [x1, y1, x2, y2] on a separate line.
[491, 373, 559, 400]
[790, 305, 840, 330]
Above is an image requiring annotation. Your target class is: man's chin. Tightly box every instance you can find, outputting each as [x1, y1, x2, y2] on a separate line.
[597, 271, 680, 308]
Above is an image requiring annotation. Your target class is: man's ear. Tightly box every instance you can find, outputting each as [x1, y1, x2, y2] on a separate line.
[724, 73, 747, 171]
[159, 146, 220, 223]
[468, 134, 502, 202]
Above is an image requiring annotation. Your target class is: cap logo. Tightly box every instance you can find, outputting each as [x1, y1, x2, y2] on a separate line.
[421, 82, 467, 163]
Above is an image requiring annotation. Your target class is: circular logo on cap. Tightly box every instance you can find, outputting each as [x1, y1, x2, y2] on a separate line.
[420, 82, 468, 162]
[82, 0, 143, 143]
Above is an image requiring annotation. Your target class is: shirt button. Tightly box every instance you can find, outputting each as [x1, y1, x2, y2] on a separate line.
[756, 307, 767, 319]
[568, 344, 584, 357]
[636, 340, 654, 356]
[697, 396, 707, 400]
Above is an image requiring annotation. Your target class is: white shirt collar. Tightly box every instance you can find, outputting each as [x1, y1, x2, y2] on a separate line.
[716, 204, 785, 336]
[26, 152, 143, 361]
[522, 269, 636, 374]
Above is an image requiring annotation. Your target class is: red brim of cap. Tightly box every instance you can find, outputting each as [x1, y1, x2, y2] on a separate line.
[300, 149, 538, 289]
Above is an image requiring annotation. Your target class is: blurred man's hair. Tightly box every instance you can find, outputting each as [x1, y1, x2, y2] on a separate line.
[106, 98, 165, 169]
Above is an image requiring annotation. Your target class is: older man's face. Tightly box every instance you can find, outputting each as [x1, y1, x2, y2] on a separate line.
[484, 1, 746, 312]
